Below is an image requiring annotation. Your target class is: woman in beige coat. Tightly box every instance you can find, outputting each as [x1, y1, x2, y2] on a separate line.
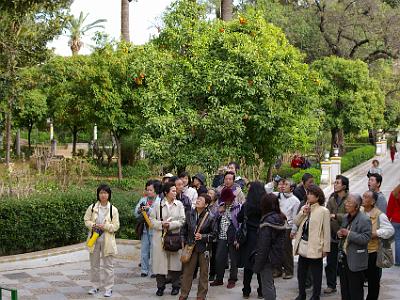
[150, 181, 186, 297]
[293, 184, 330, 300]
[84, 184, 120, 298]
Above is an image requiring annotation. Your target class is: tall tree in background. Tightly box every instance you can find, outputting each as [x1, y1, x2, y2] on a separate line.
[121, 0, 131, 41]
[221, 0, 233, 20]
[0, 1, 70, 166]
[67, 12, 106, 55]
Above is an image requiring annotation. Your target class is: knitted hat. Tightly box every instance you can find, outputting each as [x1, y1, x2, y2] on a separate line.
[193, 173, 206, 185]
[220, 187, 235, 202]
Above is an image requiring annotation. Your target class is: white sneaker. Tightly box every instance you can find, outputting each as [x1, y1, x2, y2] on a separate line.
[88, 288, 99, 295]
[104, 289, 113, 297]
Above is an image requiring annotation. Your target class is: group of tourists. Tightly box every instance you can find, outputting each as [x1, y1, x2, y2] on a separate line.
[83, 160, 400, 300]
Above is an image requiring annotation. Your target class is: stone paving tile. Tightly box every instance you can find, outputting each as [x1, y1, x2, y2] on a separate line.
[39, 293, 69, 300]
[3, 272, 32, 280]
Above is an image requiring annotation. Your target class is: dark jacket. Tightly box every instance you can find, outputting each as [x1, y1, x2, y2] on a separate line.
[177, 193, 192, 214]
[181, 208, 216, 253]
[238, 202, 262, 269]
[294, 185, 307, 212]
[326, 192, 348, 242]
[196, 185, 208, 196]
[253, 212, 286, 273]
[215, 200, 242, 244]
[340, 211, 372, 272]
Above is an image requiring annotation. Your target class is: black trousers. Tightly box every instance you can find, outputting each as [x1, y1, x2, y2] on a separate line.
[339, 255, 365, 300]
[325, 242, 339, 289]
[156, 270, 181, 289]
[297, 256, 323, 300]
[365, 252, 380, 300]
[242, 267, 262, 295]
[282, 229, 294, 275]
[209, 241, 217, 277]
[215, 239, 238, 282]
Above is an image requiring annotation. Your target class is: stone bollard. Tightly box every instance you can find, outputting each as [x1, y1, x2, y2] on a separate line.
[330, 156, 341, 183]
[320, 160, 332, 185]
[376, 141, 384, 156]
[381, 139, 387, 156]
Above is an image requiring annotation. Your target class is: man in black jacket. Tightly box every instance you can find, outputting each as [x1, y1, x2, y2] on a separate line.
[294, 173, 314, 210]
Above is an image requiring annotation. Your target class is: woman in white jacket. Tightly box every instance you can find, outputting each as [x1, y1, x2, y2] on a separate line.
[84, 184, 120, 298]
[361, 190, 394, 300]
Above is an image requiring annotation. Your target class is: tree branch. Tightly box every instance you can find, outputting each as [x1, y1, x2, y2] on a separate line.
[365, 50, 399, 63]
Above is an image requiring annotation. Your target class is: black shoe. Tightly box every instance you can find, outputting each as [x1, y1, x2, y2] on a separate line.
[257, 293, 263, 299]
[295, 295, 306, 300]
[141, 273, 147, 277]
[156, 288, 164, 296]
[151, 274, 157, 278]
[171, 287, 180, 296]
[243, 294, 250, 299]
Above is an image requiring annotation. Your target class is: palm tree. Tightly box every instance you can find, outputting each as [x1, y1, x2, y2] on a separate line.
[121, 0, 134, 42]
[67, 12, 106, 55]
[221, 0, 233, 21]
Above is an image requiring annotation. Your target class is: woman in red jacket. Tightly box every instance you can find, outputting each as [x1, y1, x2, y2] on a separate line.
[387, 184, 400, 266]
[390, 141, 397, 163]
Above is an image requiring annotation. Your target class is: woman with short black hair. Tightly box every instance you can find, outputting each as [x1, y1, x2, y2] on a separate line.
[84, 184, 120, 298]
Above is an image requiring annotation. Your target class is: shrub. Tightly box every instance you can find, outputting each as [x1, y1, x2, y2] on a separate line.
[292, 168, 322, 185]
[0, 187, 140, 256]
[341, 145, 375, 173]
[273, 163, 300, 179]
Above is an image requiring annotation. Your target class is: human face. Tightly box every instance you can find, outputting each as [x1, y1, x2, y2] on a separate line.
[166, 186, 177, 201]
[306, 191, 318, 204]
[362, 191, 374, 209]
[283, 181, 291, 193]
[227, 164, 236, 174]
[181, 176, 189, 187]
[224, 174, 234, 188]
[193, 178, 201, 188]
[207, 189, 216, 202]
[368, 176, 379, 191]
[175, 179, 184, 194]
[99, 190, 110, 204]
[278, 180, 285, 193]
[195, 196, 207, 210]
[373, 161, 379, 168]
[345, 198, 358, 215]
[146, 185, 156, 198]
[334, 179, 345, 193]
[304, 178, 314, 190]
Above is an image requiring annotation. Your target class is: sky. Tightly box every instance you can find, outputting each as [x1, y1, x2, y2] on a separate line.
[48, 0, 174, 56]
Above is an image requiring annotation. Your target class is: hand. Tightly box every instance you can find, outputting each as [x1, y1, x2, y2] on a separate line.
[234, 241, 240, 250]
[371, 231, 378, 239]
[162, 222, 170, 229]
[338, 228, 349, 238]
[96, 224, 105, 230]
[141, 205, 150, 211]
[290, 232, 296, 239]
[323, 252, 328, 258]
[330, 214, 336, 219]
[303, 204, 310, 215]
[194, 233, 202, 241]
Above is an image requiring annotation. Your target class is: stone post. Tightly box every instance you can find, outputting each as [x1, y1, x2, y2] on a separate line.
[320, 160, 332, 185]
[376, 141, 384, 156]
[330, 156, 341, 183]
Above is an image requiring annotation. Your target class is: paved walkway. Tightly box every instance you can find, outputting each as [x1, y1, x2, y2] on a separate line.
[1, 153, 400, 300]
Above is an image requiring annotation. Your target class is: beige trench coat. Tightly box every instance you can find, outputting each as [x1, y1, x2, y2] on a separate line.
[150, 198, 185, 275]
[293, 202, 330, 259]
[84, 201, 120, 256]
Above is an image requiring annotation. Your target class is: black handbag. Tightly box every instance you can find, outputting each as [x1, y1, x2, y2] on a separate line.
[236, 206, 248, 245]
[160, 200, 182, 252]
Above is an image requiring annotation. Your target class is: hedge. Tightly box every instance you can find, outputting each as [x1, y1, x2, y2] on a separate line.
[0, 188, 139, 256]
[341, 145, 375, 173]
[292, 168, 321, 185]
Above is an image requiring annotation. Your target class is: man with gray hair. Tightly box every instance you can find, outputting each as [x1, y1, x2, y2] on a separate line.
[338, 193, 372, 300]
[274, 178, 300, 279]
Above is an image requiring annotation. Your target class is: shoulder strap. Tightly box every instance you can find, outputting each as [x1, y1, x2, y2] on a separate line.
[196, 211, 210, 234]
[91, 202, 96, 213]
[110, 204, 113, 221]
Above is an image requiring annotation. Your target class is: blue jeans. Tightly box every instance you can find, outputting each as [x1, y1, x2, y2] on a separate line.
[141, 226, 153, 275]
[392, 222, 400, 265]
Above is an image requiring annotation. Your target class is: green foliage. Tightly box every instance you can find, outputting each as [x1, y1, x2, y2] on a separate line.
[0, 187, 139, 255]
[341, 145, 376, 173]
[273, 163, 299, 179]
[292, 168, 322, 185]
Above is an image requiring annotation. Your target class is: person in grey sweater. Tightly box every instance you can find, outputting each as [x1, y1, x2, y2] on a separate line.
[368, 173, 387, 213]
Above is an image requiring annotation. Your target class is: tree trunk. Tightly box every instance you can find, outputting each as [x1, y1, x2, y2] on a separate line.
[5, 104, 12, 167]
[368, 129, 376, 145]
[115, 133, 123, 180]
[28, 123, 33, 155]
[121, 0, 130, 42]
[220, 0, 233, 21]
[16, 129, 20, 158]
[72, 126, 78, 156]
[331, 128, 345, 156]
